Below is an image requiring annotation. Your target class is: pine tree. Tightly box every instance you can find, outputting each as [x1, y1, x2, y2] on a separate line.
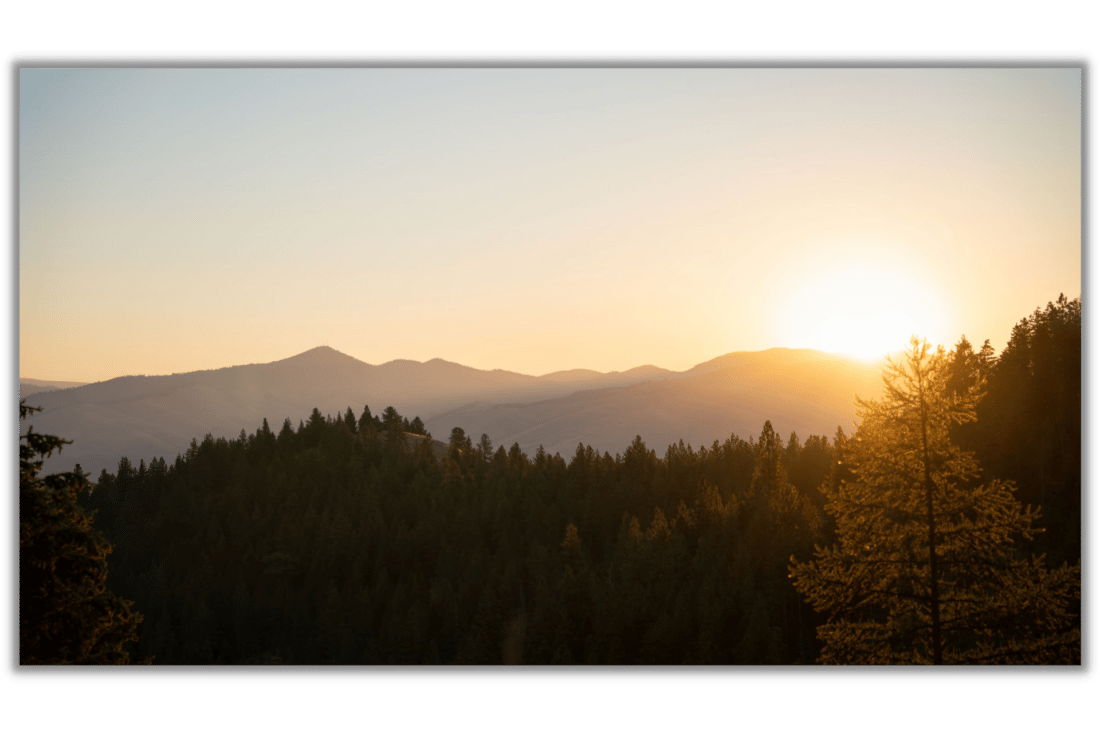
[254, 417, 276, 456]
[302, 407, 327, 448]
[945, 335, 977, 399]
[20, 400, 143, 664]
[746, 422, 818, 563]
[784, 430, 802, 471]
[381, 406, 403, 433]
[477, 434, 494, 463]
[449, 426, 472, 458]
[976, 295, 1081, 566]
[277, 417, 296, 451]
[380, 406, 406, 449]
[357, 404, 376, 434]
[560, 522, 583, 565]
[344, 407, 358, 435]
[789, 338, 1079, 664]
[944, 335, 998, 452]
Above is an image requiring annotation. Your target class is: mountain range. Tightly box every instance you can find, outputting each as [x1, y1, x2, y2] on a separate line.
[19, 378, 90, 397]
[21, 346, 884, 476]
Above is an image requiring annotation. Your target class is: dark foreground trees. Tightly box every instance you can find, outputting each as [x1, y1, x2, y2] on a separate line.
[789, 339, 1080, 664]
[66, 298, 1080, 664]
[84, 405, 834, 664]
[19, 400, 142, 664]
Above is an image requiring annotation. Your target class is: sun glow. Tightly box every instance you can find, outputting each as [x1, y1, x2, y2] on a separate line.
[775, 249, 952, 361]
[811, 308, 916, 361]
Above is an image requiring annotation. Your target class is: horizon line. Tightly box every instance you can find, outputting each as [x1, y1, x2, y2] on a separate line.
[20, 343, 900, 386]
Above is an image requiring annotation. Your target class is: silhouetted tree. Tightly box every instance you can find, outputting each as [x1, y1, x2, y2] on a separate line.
[72, 297, 1077, 666]
[790, 339, 1079, 664]
[276, 418, 296, 451]
[301, 408, 327, 449]
[19, 400, 142, 664]
[449, 426, 472, 459]
[477, 434, 494, 463]
[976, 295, 1080, 565]
[358, 404, 376, 434]
[381, 406, 403, 432]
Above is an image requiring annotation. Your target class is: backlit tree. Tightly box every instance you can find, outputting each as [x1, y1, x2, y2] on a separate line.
[789, 338, 1079, 664]
[20, 400, 143, 664]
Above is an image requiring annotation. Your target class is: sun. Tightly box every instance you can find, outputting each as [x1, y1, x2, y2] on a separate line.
[811, 308, 916, 361]
[774, 249, 951, 361]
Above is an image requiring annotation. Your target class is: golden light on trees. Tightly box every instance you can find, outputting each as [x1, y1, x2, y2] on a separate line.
[788, 338, 1080, 664]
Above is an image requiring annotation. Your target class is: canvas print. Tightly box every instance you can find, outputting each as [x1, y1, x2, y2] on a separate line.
[18, 67, 1081, 665]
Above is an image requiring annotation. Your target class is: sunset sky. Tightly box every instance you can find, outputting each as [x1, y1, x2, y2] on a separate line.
[19, 68, 1081, 382]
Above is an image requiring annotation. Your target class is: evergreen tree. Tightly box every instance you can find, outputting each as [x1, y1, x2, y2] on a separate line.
[477, 434, 494, 463]
[19, 400, 142, 664]
[977, 295, 1080, 565]
[945, 335, 977, 400]
[560, 522, 583, 565]
[277, 418, 296, 451]
[784, 431, 802, 471]
[750, 422, 787, 503]
[381, 406, 403, 433]
[449, 427, 472, 458]
[254, 417, 276, 456]
[789, 339, 1080, 664]
[302, 408, 327, 448]
[358, 404, 376, 434]
[380, 406, 406, 448]
[944, 335, 998, 452]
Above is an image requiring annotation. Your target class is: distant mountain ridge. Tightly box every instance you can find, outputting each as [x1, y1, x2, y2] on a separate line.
[19, 378, 90, 397]
[23, 345, 884, 476]
[424, 349, 883, 458]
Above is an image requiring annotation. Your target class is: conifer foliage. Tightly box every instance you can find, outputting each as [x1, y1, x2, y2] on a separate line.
[37, 296, 1079, 665]
[19, 400, 142, 664]
[789, 339, 1080, 664]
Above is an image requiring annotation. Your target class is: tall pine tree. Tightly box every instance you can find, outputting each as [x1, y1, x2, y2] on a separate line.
[19, 400, 143, 664]
[789, 339, 1079, 664]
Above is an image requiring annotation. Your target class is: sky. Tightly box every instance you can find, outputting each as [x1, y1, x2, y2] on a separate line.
[19, 67, 1081, 382]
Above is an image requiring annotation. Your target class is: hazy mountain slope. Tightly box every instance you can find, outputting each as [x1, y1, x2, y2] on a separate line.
[425, 351, 884, 458]
[19, 378, 89, 397]
[20, 378, 90, 389]
[22, 346, 673, 476]
[538, 368, 605, 382]
[537, 365, 676, 387]
[23, 344, 884, 476]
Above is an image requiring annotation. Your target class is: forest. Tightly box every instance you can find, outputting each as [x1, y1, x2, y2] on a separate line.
[20, 295, 1081, 664]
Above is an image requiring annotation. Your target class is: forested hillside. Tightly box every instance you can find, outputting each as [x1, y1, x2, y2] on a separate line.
[72, 296, 1080, 665]
[83, 405, 834, 664]
[25, 346, 880, 477]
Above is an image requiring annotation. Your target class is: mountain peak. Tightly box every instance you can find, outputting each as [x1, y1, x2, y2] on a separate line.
[296, 345, 347, 358]
[276, 345, 366, 368]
